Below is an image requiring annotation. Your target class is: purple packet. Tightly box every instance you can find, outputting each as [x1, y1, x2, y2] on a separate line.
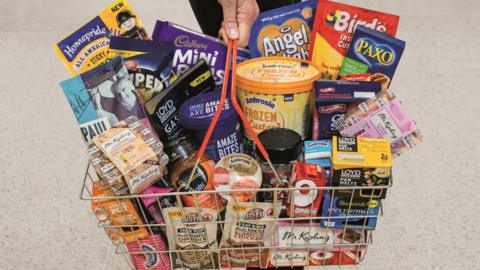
[315, 80, 381, 139]
[152, 20, 251, 86]
[141, 186, 178, 225]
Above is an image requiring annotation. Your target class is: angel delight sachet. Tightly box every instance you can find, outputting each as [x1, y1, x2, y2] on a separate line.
[249, 0, 317, 59]
[152, 20, 250, 86]
[54, 0, 149, 75]
[309, 0, 399, 80]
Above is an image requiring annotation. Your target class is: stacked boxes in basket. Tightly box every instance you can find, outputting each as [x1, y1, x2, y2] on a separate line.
[55, 0, 423, 269]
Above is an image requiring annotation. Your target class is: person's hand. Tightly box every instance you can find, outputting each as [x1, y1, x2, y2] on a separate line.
[218, 0, 260, 47]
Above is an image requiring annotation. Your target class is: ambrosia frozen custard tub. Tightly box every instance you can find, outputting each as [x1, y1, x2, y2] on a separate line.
[236, 57, 320, 139]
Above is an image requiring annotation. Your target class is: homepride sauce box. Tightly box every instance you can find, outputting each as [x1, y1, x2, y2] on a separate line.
[54, 0, 149, 75]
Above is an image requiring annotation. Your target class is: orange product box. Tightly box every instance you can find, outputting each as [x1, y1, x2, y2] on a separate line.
[91, 181, 149, 244]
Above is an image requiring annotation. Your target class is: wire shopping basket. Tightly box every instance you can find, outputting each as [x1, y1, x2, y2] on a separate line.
[80, 164, 390, 269]
[79, 40, 393, 269]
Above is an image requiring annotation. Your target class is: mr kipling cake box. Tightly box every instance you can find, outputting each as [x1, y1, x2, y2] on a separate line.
[331, 136, 392, 199]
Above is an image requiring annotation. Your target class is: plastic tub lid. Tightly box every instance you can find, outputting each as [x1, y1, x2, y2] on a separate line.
[236, 57, 320, 94]
[179, 91, 238, 130]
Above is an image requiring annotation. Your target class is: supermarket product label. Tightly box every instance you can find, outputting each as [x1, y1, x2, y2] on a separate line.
[54, 0, 150, 75]
[249, 1, 317, 59]
[309, 0, 399, 79]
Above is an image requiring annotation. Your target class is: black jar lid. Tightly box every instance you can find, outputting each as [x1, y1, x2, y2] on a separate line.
[256, 128, 302, 164]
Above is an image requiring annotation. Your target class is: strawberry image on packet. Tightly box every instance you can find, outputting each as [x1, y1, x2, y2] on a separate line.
[54, 0, 149, 75]
[309, 0, 400, 80]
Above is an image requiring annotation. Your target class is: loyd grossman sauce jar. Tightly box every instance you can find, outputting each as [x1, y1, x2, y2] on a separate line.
[256, 128, 302, 204]
[168, 137, 225, 210]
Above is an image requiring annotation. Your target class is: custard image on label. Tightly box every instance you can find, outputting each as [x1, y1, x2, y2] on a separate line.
[236, 57, 320, 139]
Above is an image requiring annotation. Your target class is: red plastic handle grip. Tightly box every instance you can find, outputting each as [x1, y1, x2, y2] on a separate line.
[229, 41, 270, 160]
[196, 41, 232, 159]
[197, 40, 270, 161]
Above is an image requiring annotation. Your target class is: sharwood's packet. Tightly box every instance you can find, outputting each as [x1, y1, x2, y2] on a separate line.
[309, 0, 399, 79]
[163, 207, 219, 269]
[336, 90, 423, 157]
[152, 20, 251, 86]
[54, 0, 149, 75]
[249, 1, 317, 59]
[314, 80, 381, 138]
[60, 57, 152, 143]
[109, 37, 176, 103]
[219, 201, 280, 268]
[339, 26, 406, 90]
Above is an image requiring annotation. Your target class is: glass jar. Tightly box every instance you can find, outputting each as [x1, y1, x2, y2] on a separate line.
[255, 128, 302, 204]
[167, 137, 225, 210]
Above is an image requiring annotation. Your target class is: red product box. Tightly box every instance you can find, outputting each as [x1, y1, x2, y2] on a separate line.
[340, 73, 371, 81]
[287, 163, 327, 218]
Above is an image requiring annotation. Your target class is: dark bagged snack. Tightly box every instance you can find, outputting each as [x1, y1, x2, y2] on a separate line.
[109, 37, 176, 103]
[152, 20, 250, 86]
[60, 57, 153, 143]
[339, 26, 406, 89]
[145, 60, 215, 149]
[249, 1, 317, 59]
[314, 80, 381, 138]
[54, 0, 150, 75]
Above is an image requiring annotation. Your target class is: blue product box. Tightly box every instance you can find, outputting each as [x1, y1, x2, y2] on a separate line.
[304, 140, 332, 178]
[314, 80, 381, 139]
[320, 192, 379, 229]
[339, 25, 406, 87]
[249, 1, 317, 59]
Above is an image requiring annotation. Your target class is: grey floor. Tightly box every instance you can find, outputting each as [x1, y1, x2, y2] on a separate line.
[1, 0, 479, 269]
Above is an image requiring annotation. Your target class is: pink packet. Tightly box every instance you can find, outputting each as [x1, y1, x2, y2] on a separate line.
[337, 90, 422, 156]
[127, 234, 171, 270]
[140, 186, 178, 225]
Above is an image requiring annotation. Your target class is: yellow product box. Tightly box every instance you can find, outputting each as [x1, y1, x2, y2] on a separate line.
[331, 136, 392, 199]
[54, 0, 149, 75]
[332, 136, 392, 169]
